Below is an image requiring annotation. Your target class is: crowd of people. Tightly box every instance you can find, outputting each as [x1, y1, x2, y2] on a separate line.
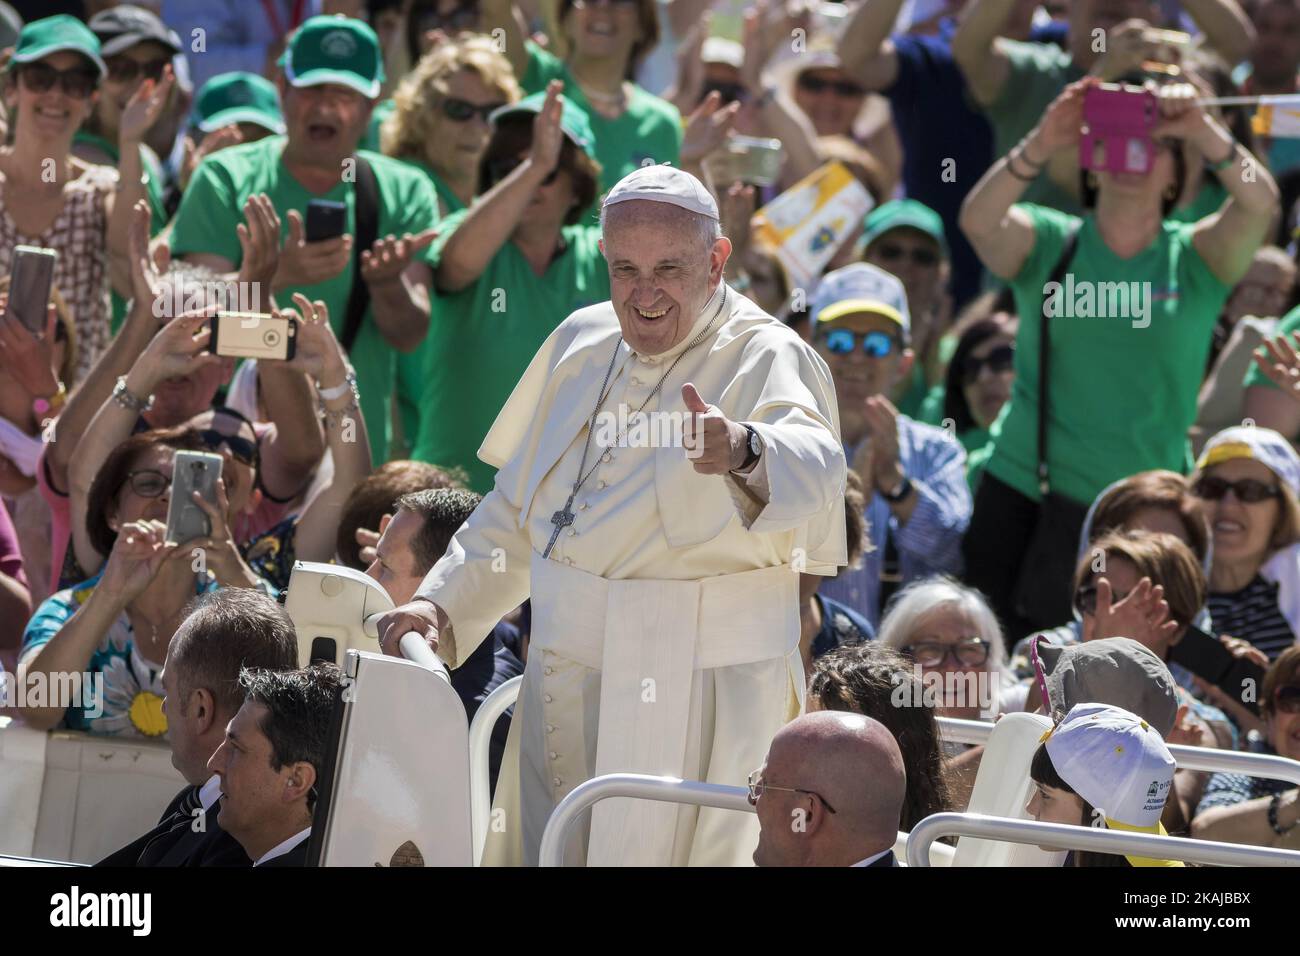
[0, 0, 1299, 867]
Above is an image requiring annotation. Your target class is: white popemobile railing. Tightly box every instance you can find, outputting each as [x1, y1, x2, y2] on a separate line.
[905, 812, 1300, 867]
[468, 674, 524, 864]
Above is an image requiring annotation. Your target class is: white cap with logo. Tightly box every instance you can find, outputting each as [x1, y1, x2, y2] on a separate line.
[603, 165, 720, 221]
[811, 262, 911, 338]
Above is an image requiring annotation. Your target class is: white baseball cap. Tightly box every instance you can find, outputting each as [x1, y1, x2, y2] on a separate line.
[1195, 424, 1300, 496]
[701, 37, 743, 69]
[811, 263, 911, 338]
[1043, 703, 1176, 834]
[603, 165, 719, 221]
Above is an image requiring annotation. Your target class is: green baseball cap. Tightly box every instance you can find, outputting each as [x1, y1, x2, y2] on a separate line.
[280, 15, 384, 99]
[489, 92, 595, 158]
[194, 72, 286, 134]
[860, 198, 948, 258]
[10, 14, 107, 78]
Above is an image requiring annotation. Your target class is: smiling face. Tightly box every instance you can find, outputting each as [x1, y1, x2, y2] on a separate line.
[960, 330, 1017, 430]
[862, 228, 943, 321]
[280, 80, 374, 169]
[425, 68, 507, 181]
[792, 67, 866, 138]
[6, 51, 99, 146]
[813, 311, 912, 442]
[600, 200, 730, 356]
[899, 605, 991, 717]
[564, 0, 644, 65]
[98, 40, 173, 138]
[109, 444, 174, 531]
[1198, 459, 1284, 580]
[1267, 691, 1300, 760]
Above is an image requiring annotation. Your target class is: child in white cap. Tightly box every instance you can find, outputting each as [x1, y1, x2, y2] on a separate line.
[1027, 702, 1185, 867]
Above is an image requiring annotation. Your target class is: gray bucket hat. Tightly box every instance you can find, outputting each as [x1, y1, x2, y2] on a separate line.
[1031, 636, 1179, 738]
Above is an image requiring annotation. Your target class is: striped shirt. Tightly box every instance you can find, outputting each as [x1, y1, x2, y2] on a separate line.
[1207, 575, 1298, 662]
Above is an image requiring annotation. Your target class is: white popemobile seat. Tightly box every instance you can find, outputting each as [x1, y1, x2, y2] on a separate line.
[283, 560, 394, 667]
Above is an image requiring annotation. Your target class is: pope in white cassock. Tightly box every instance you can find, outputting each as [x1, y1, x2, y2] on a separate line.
[377, 163, 847, 867]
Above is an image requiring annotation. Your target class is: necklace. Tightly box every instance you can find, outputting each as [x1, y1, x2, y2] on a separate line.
[543, 286, 729, 559]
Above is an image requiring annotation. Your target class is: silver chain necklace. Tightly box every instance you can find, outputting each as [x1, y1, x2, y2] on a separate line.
[543, 286, 729, 559]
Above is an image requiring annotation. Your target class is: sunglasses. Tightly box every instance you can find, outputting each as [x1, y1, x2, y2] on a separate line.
[571, 0, 640, 9]
[819, 327, 898, 358]
[1275, 685, 1300, 715]
[796, 75, 865, 98]
[487, 156, 559, 187]
[872, 242, 940, 267]
[702, 81, 747, 105]
[747, 769, 837, 813]
[441, 97, 506, 123]
[1192, 476, 1281, 504]
[17, 62, 99, 99]
[902, 639, 990, 668]
[197, 428, 258, 468]
[121, 469, 170, 499]
[106, 56, 170, 85]
[962, 344, 1015, 385]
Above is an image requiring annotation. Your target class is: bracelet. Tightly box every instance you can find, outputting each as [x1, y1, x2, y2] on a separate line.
[1017, 140, 1047, 168]
[1006, 152, 1038, 182]
[1208, 141, 1237, 173]
[317, 368, 357, 401]
[319, 395, 361, 429]
[111, 375, 153, 414]
[1268, 792, 1299, 835]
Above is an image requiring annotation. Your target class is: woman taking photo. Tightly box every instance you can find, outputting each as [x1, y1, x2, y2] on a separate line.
[483, 0, 681, 192]
[410, 82, 610, 491]
[1, 15, 159, 382]
[959, 76, 1279, 637]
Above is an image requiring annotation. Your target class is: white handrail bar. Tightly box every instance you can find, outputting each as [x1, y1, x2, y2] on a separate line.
[469, 675, 524, 866]
[906, 812, 1300, 867]
[936, 717, 1300, 785]
[539, 773, 753, 867]
[396, 631, 450, 682]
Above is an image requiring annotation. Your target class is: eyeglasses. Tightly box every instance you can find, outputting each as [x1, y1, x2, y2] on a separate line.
[121, 469, 170, 498]
[1073, 582, 1137, 617]
[701, 81, 747, 105]
[441, 97, 506, 123]
[796, 74, 865, 98]
[901, 639, 991, 668]
[747, 769, 837, 813]
[197, 428, 258, 468]
[416, 4, 480, 33]
[106, 56, 170, 85]
[1275, 685, 1300, 715]
[1191, 475, 1281, 504]
[17, 62, 99, 99]
[487, 156, 559, 187]
[962, 344, 1016, 385]
[819, 327, 898, 358]
[872, 242, 940, 268]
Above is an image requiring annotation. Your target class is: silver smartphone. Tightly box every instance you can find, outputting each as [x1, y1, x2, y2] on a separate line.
[165, 451, 223, 546]
[8, 245, 57, 334]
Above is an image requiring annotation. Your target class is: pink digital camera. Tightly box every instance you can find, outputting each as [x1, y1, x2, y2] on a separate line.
[1080, 84, 1160, 175]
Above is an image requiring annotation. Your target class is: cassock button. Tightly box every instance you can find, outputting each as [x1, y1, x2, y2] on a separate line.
[549, 751, 558, 760]
[602, 452, 612, 463]
[568, 529, 576, 537]
[564, 557, 574, 566]
[544, 666, 553, 675]
[544, 694, 553, 703]
[553, 777, 563, 788]
[597, 480, 606, 489]
[631, 377, 641, 386]
[579, 502, 589, 510]
[546, 724, 555, 733]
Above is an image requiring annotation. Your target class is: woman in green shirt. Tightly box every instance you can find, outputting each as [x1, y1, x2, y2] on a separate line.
[959, 76, 1279, 638]
[381, 34, 523, 454]
[483, 0, 681, 194]
[412, 84, 611, 491]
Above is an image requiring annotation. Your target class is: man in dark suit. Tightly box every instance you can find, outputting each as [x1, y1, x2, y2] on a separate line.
[96, 590, 299, 867]
[367, 488, 523, 793]
[750, 712, 907, 867]
[208, 663, 342, 867]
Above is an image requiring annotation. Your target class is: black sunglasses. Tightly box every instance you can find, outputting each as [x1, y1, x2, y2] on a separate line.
[488, 156, 558, 187]
[1275, 685, 1300, 715]
[701, 81, 747, 105]
[962, 344, 1015, 385]
[1192, 476, 1281, 504]
[441, 97, 505, 123]
[796, 74, 865, 98]
[197, 428, 258, 468]
[106, 56, 170, 85]
[873, 241, 940, 267]
[17, 62, 99, 99]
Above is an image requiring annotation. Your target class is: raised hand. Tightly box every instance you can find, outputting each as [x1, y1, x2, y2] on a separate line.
[360, 229, 438, 287]
[0, 293, 60, 405]
[682, 382, 750, 474]
[1253, 331, 1300, 401]
[179, 125, 244, 192]
[1089, 576, 1179, 647]
[279, 293, 348, 383]
[134, 311, 222, 390]
[276, 210, 353, 290]
[682, 90, 740, 166]
[862, 395, 903, 494]
[119, 65, 176, 146]
[99, 519, 179, 606]
[1028, 77, 1094, 159]
[528, 80, 567, 181]
[236, 193, 282, 301]
[356, 513, 392, 566]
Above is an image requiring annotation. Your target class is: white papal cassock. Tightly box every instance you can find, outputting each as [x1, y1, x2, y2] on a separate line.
[417, 283, 846, 866]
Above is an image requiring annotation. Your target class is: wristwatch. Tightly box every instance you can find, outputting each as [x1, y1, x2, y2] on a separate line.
[111, 375, 153, 414]
[733, 424, 762, 472]
[882, 475, 912, 503]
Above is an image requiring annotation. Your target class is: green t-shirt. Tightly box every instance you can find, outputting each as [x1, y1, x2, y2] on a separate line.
[362, 98, 397, 153]
[986, 204, 1231, 505]
[985, 40, 1085, 215]
[169, 135, 440, 463]
[1170, 179, 1228, 224]
[523, 42, 682, 201]
[393, 159, 467, 451]
[411, 208, 611, 491]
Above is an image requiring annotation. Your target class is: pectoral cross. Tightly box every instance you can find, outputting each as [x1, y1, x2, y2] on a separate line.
[543, 494, 576, 559]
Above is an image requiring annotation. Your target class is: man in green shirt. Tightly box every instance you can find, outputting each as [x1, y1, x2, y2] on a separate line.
[170, 15, 439, 463]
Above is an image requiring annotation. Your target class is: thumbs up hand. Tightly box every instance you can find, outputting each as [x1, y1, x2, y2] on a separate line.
[682, 382, 751, 474]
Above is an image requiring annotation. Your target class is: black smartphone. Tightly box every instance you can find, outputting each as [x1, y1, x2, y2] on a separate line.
[8, 245, 58, 334]
[165, 451, 223, 546]
[1168, 625, 1266, 716]
[305, 199, 347, 242]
